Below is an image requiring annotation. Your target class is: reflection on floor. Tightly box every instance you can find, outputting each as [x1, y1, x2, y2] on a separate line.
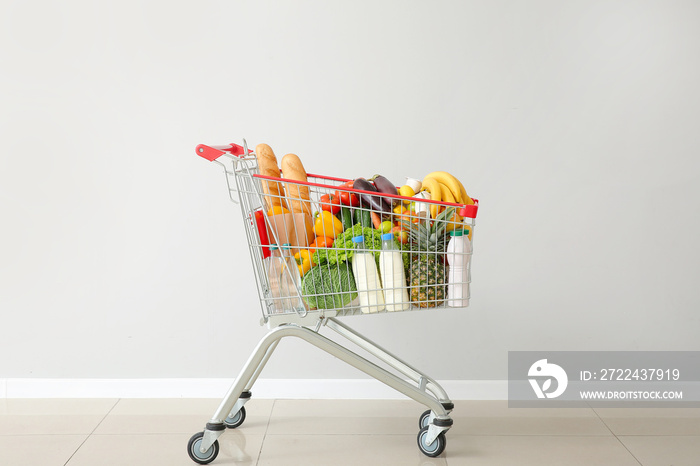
[1, 398, 699, 466]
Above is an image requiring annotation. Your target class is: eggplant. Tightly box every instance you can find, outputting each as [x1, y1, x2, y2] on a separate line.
[353, 178, 390, 214]
[370, 174, 399, 207]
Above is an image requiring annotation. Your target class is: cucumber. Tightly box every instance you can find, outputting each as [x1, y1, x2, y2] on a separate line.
[340, 207, 354, 231]
[358, 208, 372, 229]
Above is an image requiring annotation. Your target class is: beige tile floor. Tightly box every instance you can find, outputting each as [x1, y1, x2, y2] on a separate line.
[1, 398, 699, 466]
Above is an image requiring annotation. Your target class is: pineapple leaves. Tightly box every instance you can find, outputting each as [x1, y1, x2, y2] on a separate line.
[400, 207, 456, 255]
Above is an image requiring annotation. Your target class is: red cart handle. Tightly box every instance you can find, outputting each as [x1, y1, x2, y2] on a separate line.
[196, 143, 252, 161]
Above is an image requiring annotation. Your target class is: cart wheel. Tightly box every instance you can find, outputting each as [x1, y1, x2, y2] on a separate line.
[187, 432, 219, 465]
[418, 409, 432, 429]
[417, 426, 447, 457]
[224, 406, 246, 429]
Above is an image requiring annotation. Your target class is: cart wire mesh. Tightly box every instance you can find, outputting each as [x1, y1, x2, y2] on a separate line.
[198, 142, 477, 325]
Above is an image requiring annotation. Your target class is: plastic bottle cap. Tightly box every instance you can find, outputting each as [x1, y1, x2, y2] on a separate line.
[381, 233, 394, 241]
[269, 244, 278, 250]
[450, 229, 464, 237]
[352, 235, 365, 243]
[282, 242, 291, 246]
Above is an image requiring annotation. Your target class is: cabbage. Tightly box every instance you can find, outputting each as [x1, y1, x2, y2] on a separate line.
[301, 262, 358, 310]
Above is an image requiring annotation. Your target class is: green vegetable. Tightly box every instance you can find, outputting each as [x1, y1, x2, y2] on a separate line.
[301, 262, 358, 309]
[313, 224, 409, 272]
[358, 209, 372, 229]
[313, 224, 378, 266]
[340, 207, 354, 231]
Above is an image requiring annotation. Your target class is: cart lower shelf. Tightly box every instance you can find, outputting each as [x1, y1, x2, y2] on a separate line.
[187, 316, 454, 464]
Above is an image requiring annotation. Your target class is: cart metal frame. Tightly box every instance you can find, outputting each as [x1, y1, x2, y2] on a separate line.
[189, 140, 478, 463]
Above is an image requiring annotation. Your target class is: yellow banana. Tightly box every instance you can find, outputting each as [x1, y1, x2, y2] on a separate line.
[434, 181, 456, 219]
[435, 180, 466, 231]
[424, 171, 474, 205]
[424, 171, 463, 203]
[439, 182, 456, 203]
[462, 183, 475, 205]
[420, 176, 442, 218]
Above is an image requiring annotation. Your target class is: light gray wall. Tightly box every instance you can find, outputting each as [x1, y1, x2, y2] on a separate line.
[2, 0, 699, 382]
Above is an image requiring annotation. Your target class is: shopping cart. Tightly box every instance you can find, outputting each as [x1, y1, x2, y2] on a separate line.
[188, 140, 478, 464]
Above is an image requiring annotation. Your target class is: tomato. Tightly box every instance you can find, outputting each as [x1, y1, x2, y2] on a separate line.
[335, 189, 359, 207]
[319, 194, 341, 215]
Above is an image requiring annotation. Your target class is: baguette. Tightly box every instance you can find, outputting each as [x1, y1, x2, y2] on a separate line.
[256, 143, 288, 212]
[281, 153, 312, 216]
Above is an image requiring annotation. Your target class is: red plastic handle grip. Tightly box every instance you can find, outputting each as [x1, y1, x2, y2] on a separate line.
[195, 143, 252, 161]
[459, 199, 479, 219]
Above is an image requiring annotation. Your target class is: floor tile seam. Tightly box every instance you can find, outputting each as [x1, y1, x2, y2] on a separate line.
[79, 432, 212, 436]
[592, 408, 645, 466]
[449, 433, 635, 436]
[264, 433, 415, 436]
[267, 416, 608, 420]
[255, 399, 276, 466]
[63, 398, 120, 466]
[261, 433, 622, 437]
[50, 431, 700, 437]
[609, 433, 700, 436]
[0, 433, 93, 437]
[589, 404, 700, 437]
[612, 435, 645, 466]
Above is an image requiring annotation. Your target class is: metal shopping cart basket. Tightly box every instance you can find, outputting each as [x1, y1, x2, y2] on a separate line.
[188, 140, 479, 464]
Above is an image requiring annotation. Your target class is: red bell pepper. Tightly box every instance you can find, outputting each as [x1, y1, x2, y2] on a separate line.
[254, 209, 271, 259]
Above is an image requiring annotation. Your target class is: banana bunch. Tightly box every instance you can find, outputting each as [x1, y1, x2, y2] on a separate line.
[420, 171, 474, 219]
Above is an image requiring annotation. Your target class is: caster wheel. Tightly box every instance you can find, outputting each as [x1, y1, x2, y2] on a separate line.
[187, 431, 219, 465]
[418, 409, 432, 429]
[417, 425, 447, 458]
[224, 406, 246, 429]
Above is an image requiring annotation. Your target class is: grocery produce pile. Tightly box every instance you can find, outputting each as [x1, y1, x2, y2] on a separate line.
[254, 143, 474, 311]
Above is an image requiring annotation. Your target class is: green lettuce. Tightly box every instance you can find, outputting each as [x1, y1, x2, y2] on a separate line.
[313, 224, 382, 266]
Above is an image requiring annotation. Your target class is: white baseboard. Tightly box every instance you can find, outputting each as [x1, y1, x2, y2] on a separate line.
[0, 378, 507, 400]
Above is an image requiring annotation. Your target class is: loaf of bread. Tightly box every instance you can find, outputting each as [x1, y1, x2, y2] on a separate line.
[281, 153, 312, 216]
[256, 143, 288, 212]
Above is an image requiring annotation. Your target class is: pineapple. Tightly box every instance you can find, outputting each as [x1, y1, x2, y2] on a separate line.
[409, 256, 447, 307]
[401, 208, 455, 308]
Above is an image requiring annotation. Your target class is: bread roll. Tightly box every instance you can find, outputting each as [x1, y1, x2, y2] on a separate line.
[256, 143, 288, 212]
[281, 153, 312, 216]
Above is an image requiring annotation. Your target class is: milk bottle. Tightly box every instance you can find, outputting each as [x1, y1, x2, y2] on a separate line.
[445, 229, 471, 307]
[378, 233, 409, 311]
[351, 235, 385, 313]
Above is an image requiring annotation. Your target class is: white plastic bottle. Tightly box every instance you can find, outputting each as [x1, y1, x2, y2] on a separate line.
[280, 243, 305, 312]
[378, 233, 409, 312]
[266, 244, 284, 313]
[445, 229, 472, 307]
[351, 235, 385, 313]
